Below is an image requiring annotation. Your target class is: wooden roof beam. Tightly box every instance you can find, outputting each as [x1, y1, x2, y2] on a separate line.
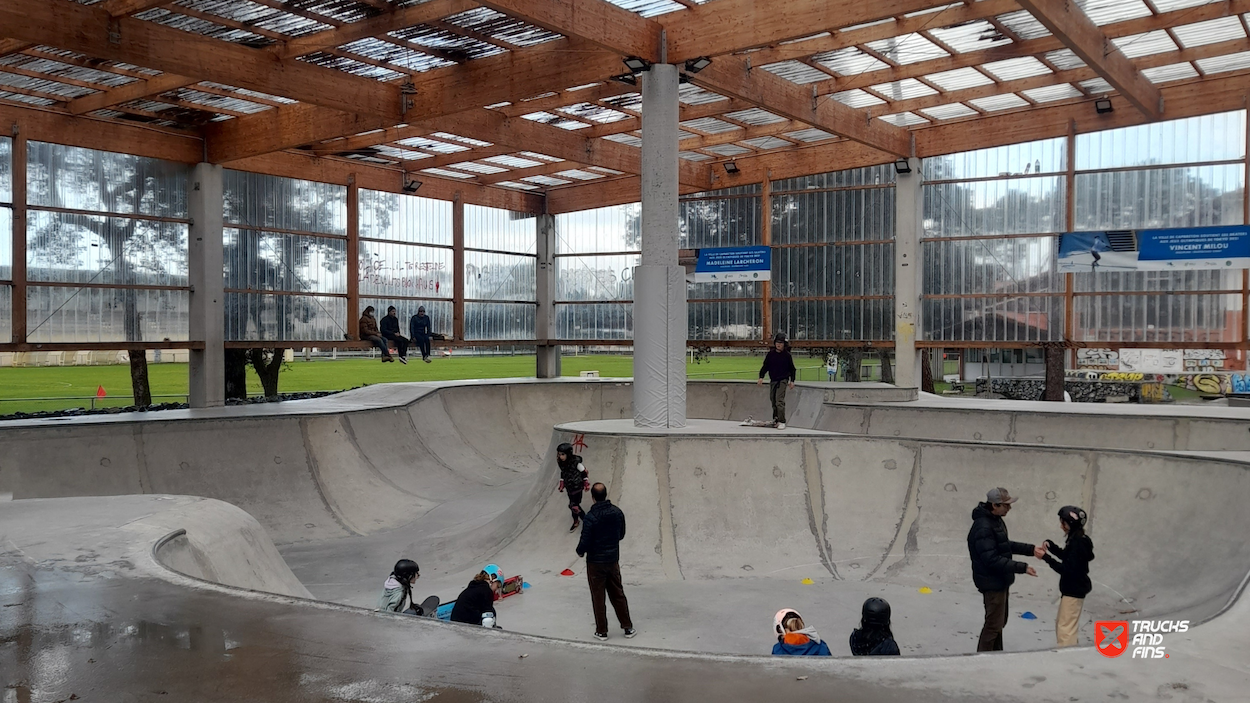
[66, 73, 198, 115]
[476, 160, 585, 185]
[1015, 0, 1163, 119]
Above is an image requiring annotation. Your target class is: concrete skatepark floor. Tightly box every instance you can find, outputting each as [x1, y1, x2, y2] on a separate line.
[2, 380, 1249, 702]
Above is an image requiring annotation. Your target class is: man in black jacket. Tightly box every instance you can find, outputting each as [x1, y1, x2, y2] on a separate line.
[576, 482, 635, 641]
[379, 306, 409, 364]
[967, 487, 1044, 652]
[757, 332, 797, 428]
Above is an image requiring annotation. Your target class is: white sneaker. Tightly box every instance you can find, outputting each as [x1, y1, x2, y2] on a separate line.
[777, 423, 786, 430]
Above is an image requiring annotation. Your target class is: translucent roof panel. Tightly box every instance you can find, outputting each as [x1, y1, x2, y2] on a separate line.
[924, 67, 995, 92]
[762, 61, 831, 85]
[703, 144, 752, 157]
[677, 84, 728, 105]
[493, 181, 540, 190]
[740, 136, 793, 150]
[483, 155, 545, 169]
[830, 89, 886, 109]
[1151, 0, 1225, 10]
[1045, 49, 1086, 71]
[996, 11, 1051, 40]
[1111, 30, 1179, 59]
[784, 128, 836, 142]
[721, 108, 787, 126]
[1021, 84, 1083, 103]
[680, 118, 741, 134]
[969, 93, 1031, 112]
[446, 161, 508, 175]
[558, 103, 630, 124]
[553, 169, 605, 181]
[604, 134, 642, 147]
[678, 152, 714, 161]
[928, 21, 1013, 54]
[813, 47, 889, 76]
[1141, 62, 1201, 83]
[1196, 51, 1250, 75]
[864, 33, 950, 65]
[1074, 0, 1153, 26]
[604, 0, 689, 17]
[982, 56, 1053, 81]
[522, 175, 571, 186]
[879, 112, 930, 127]
[1170, 16, 1246, 49]
[441, 7, 562, 48]
[1079, 77, 1114, 93]
[868, 78, 938, 101]
[419, 167, 476, 179]
[920, 103, 980, 121]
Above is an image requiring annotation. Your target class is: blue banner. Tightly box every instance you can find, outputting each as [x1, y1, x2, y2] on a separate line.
[1057, 225, 1250, 272]
[694, 246, 771, 282]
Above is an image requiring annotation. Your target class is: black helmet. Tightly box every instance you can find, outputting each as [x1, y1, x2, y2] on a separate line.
[861, 597, 891, 627]
[773, 332, 787, 343]
[393, 559, 419, 582]
[1058, 506, 1087, 529]
[557, 442, 574, 456]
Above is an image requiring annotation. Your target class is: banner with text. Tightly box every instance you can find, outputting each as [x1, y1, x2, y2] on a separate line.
[693, 246, 772, 282]
[1057, 225, 1250, 272]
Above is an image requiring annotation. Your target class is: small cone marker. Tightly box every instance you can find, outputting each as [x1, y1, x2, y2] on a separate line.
[800, 578, 814, 585]
[560, 569, 575, 576]
[918, 587, 933, 594]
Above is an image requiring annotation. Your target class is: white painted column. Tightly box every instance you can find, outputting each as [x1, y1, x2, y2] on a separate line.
[633, 63, 686, 428]
[188, 163, 225, 408]
[535, 212, 560, 378]
[893, 157, 924, 389]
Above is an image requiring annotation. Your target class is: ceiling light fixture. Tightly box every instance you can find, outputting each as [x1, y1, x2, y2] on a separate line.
[723, 161, 740, 174]
[402, 174, 422, 193]
[684, 56, 712, 74]
[622, 56, 651, 73]
[893, 158, 912, 175]
[1094, 98, 1113, 114]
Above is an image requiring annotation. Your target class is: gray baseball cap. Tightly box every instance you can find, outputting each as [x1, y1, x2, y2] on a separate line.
[986, 487, 1017, 504]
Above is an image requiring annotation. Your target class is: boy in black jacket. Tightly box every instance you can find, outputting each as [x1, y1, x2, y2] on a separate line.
[1042, 505, 1095, 647]
[757, 332, 797, 428]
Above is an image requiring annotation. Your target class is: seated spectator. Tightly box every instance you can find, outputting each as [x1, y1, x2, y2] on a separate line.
[359, 306, 393, 363]
[849, 597, 900, 656]
[376, 559, 419, 613]
[379, 306, 409, 364]
[449, 571, 498, 627]
[772, 609, 831, 656]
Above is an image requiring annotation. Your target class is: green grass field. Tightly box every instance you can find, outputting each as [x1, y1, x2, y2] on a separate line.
[0, 354, 834, 415]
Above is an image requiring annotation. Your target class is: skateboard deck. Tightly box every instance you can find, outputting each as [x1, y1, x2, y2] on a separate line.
[740, 417, 778, 428]
[413, 595, 440, 617]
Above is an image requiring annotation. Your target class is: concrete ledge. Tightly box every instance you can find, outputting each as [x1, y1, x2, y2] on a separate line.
[813, 382, 919, 403]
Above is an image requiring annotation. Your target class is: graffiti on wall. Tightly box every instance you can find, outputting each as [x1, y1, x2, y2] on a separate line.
[1183, 348, 1227, 371]
[1178, 373, 1250, 395]
[359, 259, 446, 293]
[1076, 348, 1119, 371]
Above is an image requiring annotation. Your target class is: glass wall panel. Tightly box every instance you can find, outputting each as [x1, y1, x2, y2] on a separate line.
[680, 195, 761, 248]
[223, 171, 346, 236]
[464, 302, 536, 341]
[0, 136, 11, 203]
[1073, 164, 1243, 231]
[464, 250, 536, 301]
[771, 299, 893, 341]
[556, 254, 638, 301]
[26, 211, 189, 286]
[772, 187, 894, 244]
[556, 303, 632, 340]
[689, 300, 762, 341]
[924, 176, 1064, 237]
[1071, 293, 1240, 343]
[465, 204, 535, 253]
[924, 296, 1064, 342]
[555, 203, 640, 254]
[0, 285, 10, 344]
[773, 165, 894, 191]
[1075, 111, 1246, 170]
[27, 142, 189, 217]
[772, 244, 893, 297]
[360, 298, 452, 338]
[923, 237, 1060, 296]
[0, 207, 11, 281]
[359, 189, 451, 245]
[225, 292, 346, 342]
[357, 240, 451, 298]
[27, 286, 189, 343]
[923, 137, 1066, 180]
[687, 280, 761, 300]
[1073, 268, 1238, 293]
[223, 229, 345, 294]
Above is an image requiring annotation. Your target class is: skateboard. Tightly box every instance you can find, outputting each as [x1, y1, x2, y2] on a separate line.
[405, 594, 440, 617]
[740, 417, 778, 428]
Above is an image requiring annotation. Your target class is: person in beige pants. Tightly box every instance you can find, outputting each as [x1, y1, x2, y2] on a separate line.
[1040, 506, 1095, 647]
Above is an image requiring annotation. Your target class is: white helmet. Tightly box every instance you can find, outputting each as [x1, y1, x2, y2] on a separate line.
[774, 608, 801, 636]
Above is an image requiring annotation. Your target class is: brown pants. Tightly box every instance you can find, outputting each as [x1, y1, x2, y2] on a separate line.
[1056, 596, 1084, 647]
[770, 381, 788, 423]
[586, 561, 632, 635]
[978, 590, 1009, 652]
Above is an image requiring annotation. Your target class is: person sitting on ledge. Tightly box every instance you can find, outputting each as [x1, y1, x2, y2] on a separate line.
[772, 609, 831, 656]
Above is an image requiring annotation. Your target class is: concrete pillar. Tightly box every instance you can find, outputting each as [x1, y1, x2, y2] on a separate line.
[633, 63, 686, 428]
[535, 212, 560, 377]
[188, 163, 225, 408]
[893, 157, 923, 389]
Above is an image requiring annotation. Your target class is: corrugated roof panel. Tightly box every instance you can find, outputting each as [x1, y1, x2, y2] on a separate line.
[678, 152, 713, 161]
[783, 128, 835, 142]
[587, 166, 626, 175]
[869, 78, 938, 100]
[0, 73, 91, 99]
[419, 167, 476, 179]
[341, 36, 459, 72]
[1079, 77, 1114, 93]
[924, 66, 996, 91]
[969, 93, 1030, 111]
[982, 56, 1053, 81]
[1075, 0, 1153, 26]
[864, 33, 949, 65]
[678, 84, 729, 105]
[297, 52, 405, 80]
[602, 92, 643, 112]
[516, 151, 564, 162]
[996, 11, 1051, 40]
[552, 169, 605, 181]
[928, 21, 1013, 54]
[494, 181, 541, 190]
[524, 175, 573, 186]
[178, 0, 330, 37]
[171, 88, 271, 114]
[1140, 62, 1200, 83]
[721, 108, 786, 125]
[904, 3, 964, 18]
[830, 89, 886, 108]
[398, 137, 468, 153]
[287, 1, 377, 24]
[604, 134, 642, 147]
[10, 58, 134, 88]
[371, 145, 427, 160]
[1111, 30, 1178, 59]
[879, 112, 929, 127]
[199, 82, 299, 105]
[141, 7, 270, 44]
[604, 0, 688, 17]
[681, 118, 740, 134]
[1196, 50, 1250, 74]
[740, 136, 793, 150]
[703, 144, 752, 156]
[761, 61, 831, 85]
[1045, 49, 1086, 70]
[431, 132, 492, 147]
[446, 161, 508, 175]
[1171, 16, 1246, 49]
[812, 47, 889, 76]
[920, 103, 979, 120]
[483, 155, 545, 169]
[1152, 0, 1223, 10]
[0, 91, 57, 107]
[443, 7, 563, 48]
[1021, 83, 1083, 103]
[558, 103, 631, 123]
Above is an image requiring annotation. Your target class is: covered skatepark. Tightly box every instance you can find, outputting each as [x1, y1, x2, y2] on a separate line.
[3, 1, 1250, 701]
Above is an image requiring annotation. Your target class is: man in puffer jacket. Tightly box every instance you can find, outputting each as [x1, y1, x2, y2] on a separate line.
[967, 487, 1044, 652]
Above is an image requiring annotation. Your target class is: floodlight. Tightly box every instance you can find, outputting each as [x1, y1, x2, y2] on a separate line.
[1094, 98, 1113, 114]
[723, 161, 740, 174]
[622, 56, 651, 73]
[893, 158, 912, 174]
[684, 56, 712, 74]
[402, 174, 422, 193]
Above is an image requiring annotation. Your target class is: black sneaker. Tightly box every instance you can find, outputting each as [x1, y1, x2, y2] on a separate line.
[623, 628, 636, 638]
[593, 632, 608, 641]
[570, 519, 579, 532]
[397, 356, 408, 365]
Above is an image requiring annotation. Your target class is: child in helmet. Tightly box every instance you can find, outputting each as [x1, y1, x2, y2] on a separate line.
[376, 558, 420, 614]
[771, 609, 832, 656]
[1041, 505, 1095, 647]
[849, 597, 900, 656]
[556, 442, 589, 532]
[450, 570, 499, 627]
